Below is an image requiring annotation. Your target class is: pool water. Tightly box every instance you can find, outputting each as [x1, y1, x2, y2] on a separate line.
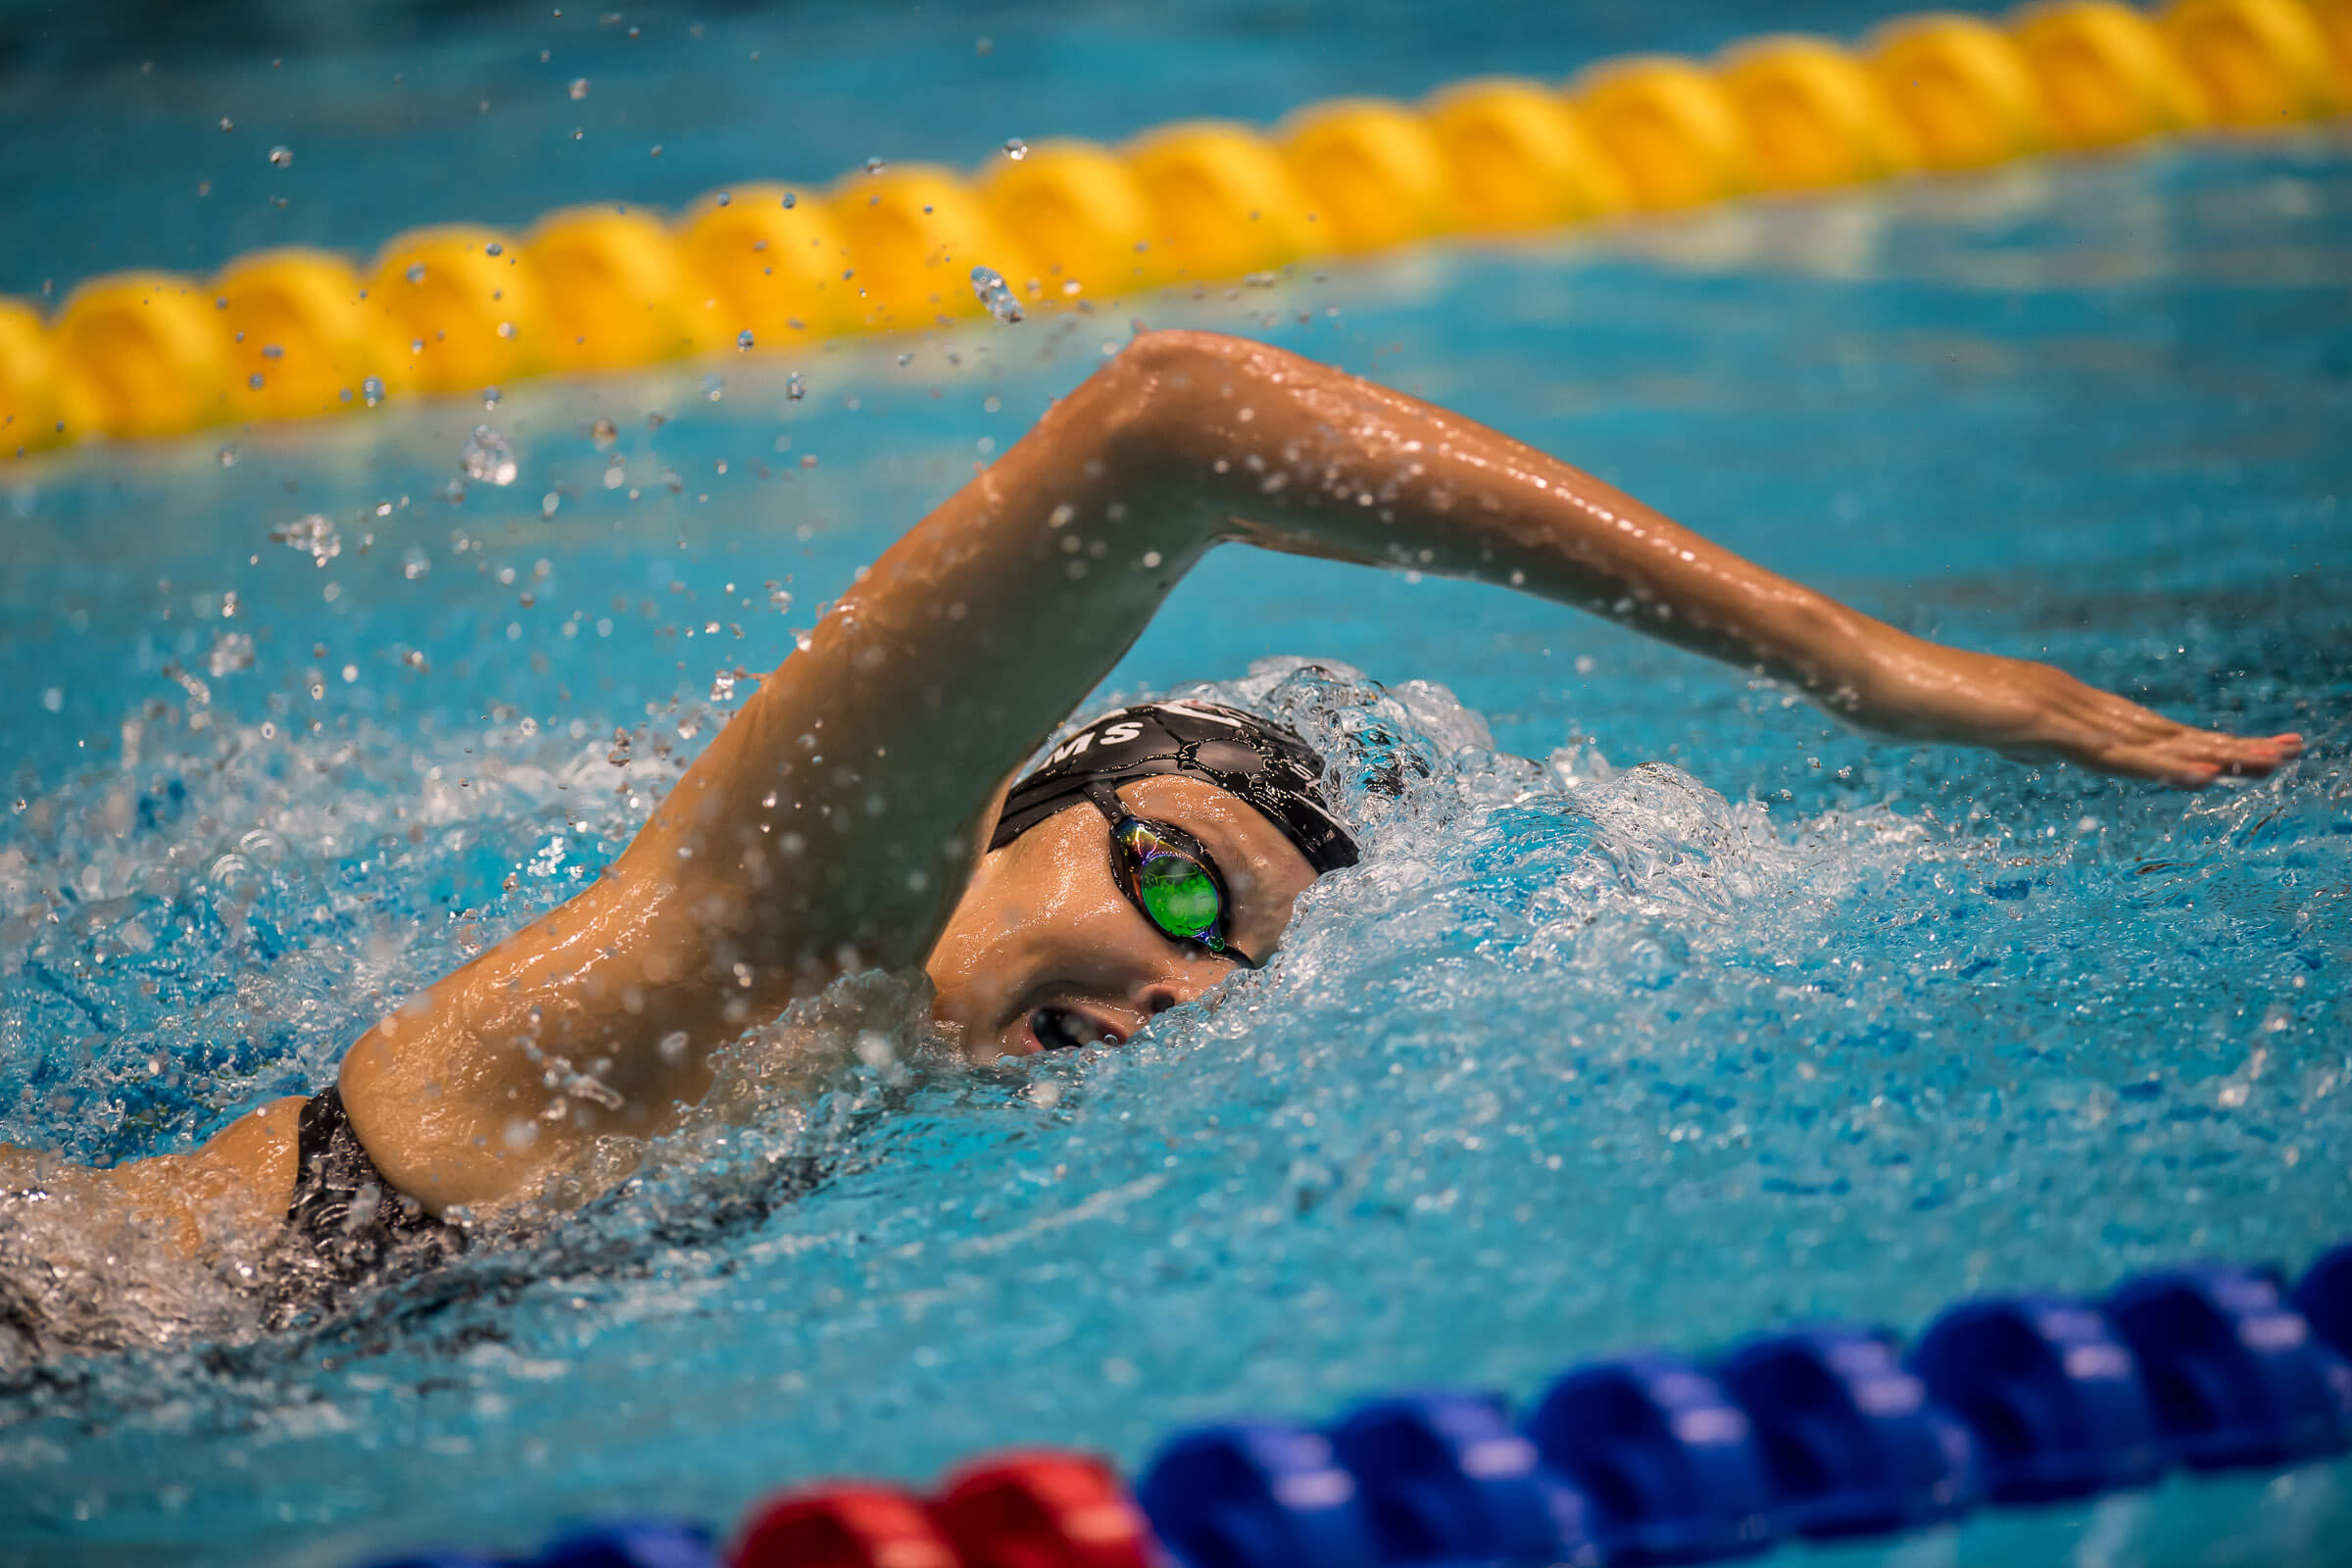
[4, 126, 2352, 1568]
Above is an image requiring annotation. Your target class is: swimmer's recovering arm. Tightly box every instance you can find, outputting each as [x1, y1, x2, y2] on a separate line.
[324, 328, 2298, 1215]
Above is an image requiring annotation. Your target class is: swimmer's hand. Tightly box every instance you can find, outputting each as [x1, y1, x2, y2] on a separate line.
[1851, 634, 2304, 789]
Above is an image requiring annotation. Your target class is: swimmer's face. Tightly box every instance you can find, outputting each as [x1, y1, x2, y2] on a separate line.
[924, 775, 1319, 1060]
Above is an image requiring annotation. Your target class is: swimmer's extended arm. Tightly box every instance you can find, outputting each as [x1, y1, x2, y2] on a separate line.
[334, 329, 2301, 1214]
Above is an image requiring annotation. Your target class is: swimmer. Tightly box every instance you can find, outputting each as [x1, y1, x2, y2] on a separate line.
[0, 330, 2303, 1303]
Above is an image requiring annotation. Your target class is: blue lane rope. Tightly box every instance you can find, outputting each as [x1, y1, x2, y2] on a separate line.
[360, 1241, 2352, 1567]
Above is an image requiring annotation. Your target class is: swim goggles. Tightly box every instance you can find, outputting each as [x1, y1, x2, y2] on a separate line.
[1079, 782, 1258, 969]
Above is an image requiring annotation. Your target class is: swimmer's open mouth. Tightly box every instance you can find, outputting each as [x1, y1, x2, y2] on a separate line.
[1028, 1004, 1126, 1053]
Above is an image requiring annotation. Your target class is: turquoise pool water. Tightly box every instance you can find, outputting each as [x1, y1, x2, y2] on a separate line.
[3, 75, 2351, 1568]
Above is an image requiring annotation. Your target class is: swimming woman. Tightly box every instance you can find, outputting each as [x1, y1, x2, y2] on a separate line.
[1, 329, 2302, 1297]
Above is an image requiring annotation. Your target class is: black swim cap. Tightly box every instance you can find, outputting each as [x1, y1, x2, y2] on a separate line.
[989, 701, 1358, 874]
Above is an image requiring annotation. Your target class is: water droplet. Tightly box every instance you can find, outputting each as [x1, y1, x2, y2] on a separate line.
[701, 373, 724, 401]
[591, 416, 617, 450]
[218, 117, 234, 132]
[863, 156, 885, 174]
[736, 328, 755, 351]
[780, 191, 797, 209]
[970, 265, 1023, 323]
[268, 145, 292, 169]
[715, 191, 732, 207]
[896, 352, 913, 368]
[217, 446, 239, 467]
[403, 648, 430, 671]
[361, 375, 385, 407]
[710, 668, 737, 702]
[568, 76, 590, 100]
[463, 425, 518, 486]
[403, 546, 432, 581]
[481, 386, 502, 410]
[485, 241, 504, 257]
[405, 263, 427, 284]
[269, 513, 342, 567]
[247, 372, 266, 390]
[786, 371, 806, 402]
[766, 581, 792, 614]
[1003, 137, 1028, 161]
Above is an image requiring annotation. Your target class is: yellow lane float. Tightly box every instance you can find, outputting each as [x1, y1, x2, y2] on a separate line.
[832, 165, 1030, 330]
[979, 141, 1162, 299]
[6, 0, 2348, 456]
[675, 183, 856, 345]
[53, 272, 231, 440]
[530, 206, 699, 369]
[1420, 78, 1629, 230]
[1869, 14, 2051, 169]
[2160, 0, 2346, 122]
[0, 300, 61, 458]
[1123, 122, 1317, 281]
[213, 249, 377, 421]
[2014, 0, 2212, 146]
[369, 224, 542, 397]
[1279, 99, 1459, 253]
[1570, 57, 1755, 210]
[1718, 36, 1921, 189]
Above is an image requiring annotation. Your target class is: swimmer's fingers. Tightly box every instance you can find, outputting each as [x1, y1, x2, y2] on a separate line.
[2025, 668, 2303, 789]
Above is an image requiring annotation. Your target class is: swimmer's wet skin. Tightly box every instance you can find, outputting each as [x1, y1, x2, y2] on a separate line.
[0, 329, 2302, 1294]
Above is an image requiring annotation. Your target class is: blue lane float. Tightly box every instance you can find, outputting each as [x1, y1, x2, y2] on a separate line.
[1520, 1354, 1777, 1564]
[1326, 1390, 1600, 1566]
[1134, 1422, 1382, 1568]
[2103, 1266, 2352, 1472]
[1712, 1328, 1976, 1541]
[1906, 1294, 2165, 1503]
[361, 1242, 2352, 1568]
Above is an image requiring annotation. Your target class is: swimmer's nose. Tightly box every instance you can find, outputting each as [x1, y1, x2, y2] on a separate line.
[1140, 978, 1203, 1017]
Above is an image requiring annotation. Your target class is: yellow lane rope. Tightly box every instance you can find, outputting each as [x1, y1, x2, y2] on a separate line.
[3, 0, 2346, 457]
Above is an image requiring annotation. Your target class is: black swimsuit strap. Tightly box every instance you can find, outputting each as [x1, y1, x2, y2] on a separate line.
[268, 1085, 465, 1326]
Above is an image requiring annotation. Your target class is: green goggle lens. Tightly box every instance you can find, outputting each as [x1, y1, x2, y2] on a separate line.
[1097, 797, 1256, 967]
[1134, 850, 1225, 944]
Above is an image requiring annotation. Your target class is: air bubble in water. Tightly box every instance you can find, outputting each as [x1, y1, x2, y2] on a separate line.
[463, 425, 517, 486]
[591, 416, 617, 451]
[485, 242, 504, 257]
[268, 145, 292, 169]
[1003, 137, 1027, 161]
[701, 374, 724, 401]
[208, 631, 255, 677]
[710, 668, 737, 702]
[780, 191, 797, 209]
[217, 446, 238, 467]
[403, 546, 432, 580]
[405, 263, 427, 283]
[766, 580, 791, 614]
[269, 513, 342, 567]
[786, 371, 806, 402]
[361, 375, 385, 407]
[569, 77, 590, 100]
[481, 385, 503, 410]
[970, 266, 1023, 323]
[864, 156, 885, 174]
